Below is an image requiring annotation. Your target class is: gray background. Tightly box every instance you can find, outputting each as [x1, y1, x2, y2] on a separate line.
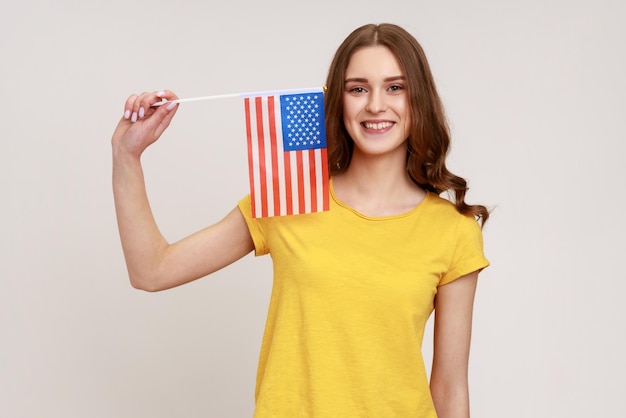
[2, 0, 625, 417]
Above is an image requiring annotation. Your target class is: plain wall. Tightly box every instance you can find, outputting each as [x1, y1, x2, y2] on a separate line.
[1, 0, 625, 417]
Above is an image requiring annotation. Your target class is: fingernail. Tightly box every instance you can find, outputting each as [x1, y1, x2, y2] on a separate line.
[139, 107, 145, 118]
[166, 102, 177, 111]
[157, 91, 165, 97]
[124, 109, 131, 119]
[131, 112, 138, 122]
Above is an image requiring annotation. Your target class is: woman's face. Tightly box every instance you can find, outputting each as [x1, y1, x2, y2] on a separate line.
[342, 45, 411, 160]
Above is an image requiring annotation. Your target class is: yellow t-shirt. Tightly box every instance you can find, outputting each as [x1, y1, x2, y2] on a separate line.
[238, 183, 489, 418]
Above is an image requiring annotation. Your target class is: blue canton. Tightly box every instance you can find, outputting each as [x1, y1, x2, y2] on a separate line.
[280, 93, 327, 151]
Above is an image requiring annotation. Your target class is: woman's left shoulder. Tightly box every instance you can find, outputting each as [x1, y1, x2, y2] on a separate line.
[424, 192, 463, 216]
[423, 193, 482, 230]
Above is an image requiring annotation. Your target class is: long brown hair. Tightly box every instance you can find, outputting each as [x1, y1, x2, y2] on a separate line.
[324, 23, 490, 225]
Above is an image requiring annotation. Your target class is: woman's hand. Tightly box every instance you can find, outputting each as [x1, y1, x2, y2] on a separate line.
[111, 90, 179, 158]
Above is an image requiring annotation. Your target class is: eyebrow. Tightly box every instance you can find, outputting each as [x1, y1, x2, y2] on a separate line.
[344, 75, 406, 84]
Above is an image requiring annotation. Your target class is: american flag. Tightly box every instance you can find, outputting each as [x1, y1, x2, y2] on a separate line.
[243, 88, 329, 218]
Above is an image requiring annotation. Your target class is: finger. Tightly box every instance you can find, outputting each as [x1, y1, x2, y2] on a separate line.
[123, 90, 179, 123]
[157, 89, 178, 101]
[123, 94, 139, 120]
[150, 90, 180, 108]
[128, 92, 150, 123]
[135, 91, 157, 122]
[128, 91, 154, 122]
[138, 91, 180, 120]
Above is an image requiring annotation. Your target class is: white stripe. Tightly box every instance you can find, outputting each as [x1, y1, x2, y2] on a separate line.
[260, 97, 274, 217]
[289, 152, 299, 214]
[314, 148, 324, 213]
[301, 151, 312, 214]
[248, 100, 262, 218]
[273, 98, 287, 217]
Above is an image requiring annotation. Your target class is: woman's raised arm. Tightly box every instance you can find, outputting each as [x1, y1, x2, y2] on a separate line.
[111, 90, 253, 292]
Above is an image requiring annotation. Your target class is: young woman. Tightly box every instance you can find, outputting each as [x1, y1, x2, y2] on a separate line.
[112, 23, 489, 418]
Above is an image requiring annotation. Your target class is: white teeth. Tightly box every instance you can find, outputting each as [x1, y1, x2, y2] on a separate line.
[363, 122, 393, 130]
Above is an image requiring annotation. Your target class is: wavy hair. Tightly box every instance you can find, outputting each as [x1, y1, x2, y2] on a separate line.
[324, 23, 489, 225]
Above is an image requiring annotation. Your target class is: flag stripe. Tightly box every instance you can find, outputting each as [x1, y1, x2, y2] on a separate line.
[251, 101, 262, 216]
[244, 98, 257, 217]
[309, 150, 318, 212]
[266, 96, 281, 215]
[296, 150, 305, 214]
[255, 97, 269, 218]
[260, 98, 272, 216]
[272, 97, 287, 216]
[321, 147, 329, 211]
[301, 151, 310, 214]
[283, 150, 293, 216]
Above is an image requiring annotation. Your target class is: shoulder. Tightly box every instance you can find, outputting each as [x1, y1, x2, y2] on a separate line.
[424, 193, 476, 223]
[425, 192, 458, 212]
[419, 193, 485, 252]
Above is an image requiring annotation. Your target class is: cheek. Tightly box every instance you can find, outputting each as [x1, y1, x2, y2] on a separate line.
[342, 104, 360, 131]
[342, 100, 354, 121]
[343, 115, 358, 138]
[401, 104, 412, 136]
[402, 119, 412, 141]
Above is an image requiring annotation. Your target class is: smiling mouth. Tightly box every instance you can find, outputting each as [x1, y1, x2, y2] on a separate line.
[362, 121, 394, 130]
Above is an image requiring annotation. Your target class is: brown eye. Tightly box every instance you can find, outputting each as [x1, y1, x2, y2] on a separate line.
[349, 87, 366, 94]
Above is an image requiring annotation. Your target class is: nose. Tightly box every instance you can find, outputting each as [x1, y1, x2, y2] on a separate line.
[365, 89, 386, 113]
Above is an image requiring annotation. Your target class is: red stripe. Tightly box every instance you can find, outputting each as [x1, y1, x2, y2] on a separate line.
[308, 150, 317, 212]
[296, 150, 305, 214]
[283, 150, 293, 215]
[321, 148, 329, 211]
[267, 96, 281, 216]
[255, 97, 268, 218]
[244, 98, 256, 217]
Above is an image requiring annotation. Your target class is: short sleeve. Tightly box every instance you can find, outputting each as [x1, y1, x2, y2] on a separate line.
[439, 215, 490, 286]
[237, 195, 269, 256]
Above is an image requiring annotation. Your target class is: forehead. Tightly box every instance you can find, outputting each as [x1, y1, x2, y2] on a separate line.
[345, 45, 404, 78]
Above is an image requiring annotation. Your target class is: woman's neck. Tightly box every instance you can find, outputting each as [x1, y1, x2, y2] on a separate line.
[333, 151, 426, 217]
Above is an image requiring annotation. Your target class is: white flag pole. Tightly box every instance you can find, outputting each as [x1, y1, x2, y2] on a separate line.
[151, 87, 324, 107]
[151, 93, 240, 107]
